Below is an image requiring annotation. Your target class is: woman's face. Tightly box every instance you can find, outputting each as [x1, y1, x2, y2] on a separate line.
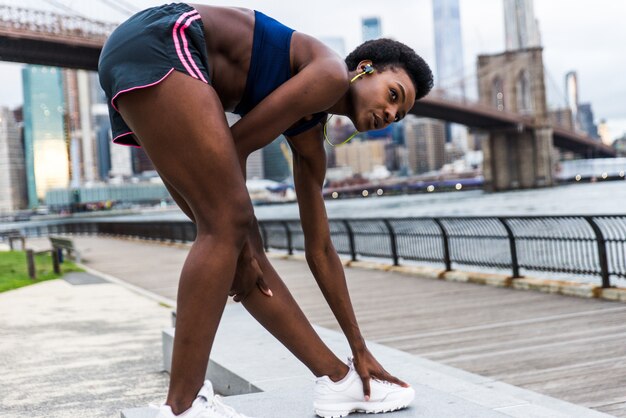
[349, 64, 417, 132]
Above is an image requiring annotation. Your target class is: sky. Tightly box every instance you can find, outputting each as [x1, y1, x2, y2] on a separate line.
[0, 0, 625, 140]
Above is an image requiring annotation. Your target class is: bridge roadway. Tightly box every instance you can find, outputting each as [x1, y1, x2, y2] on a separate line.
[414, 91, 616, 158]
[0, 5, 114, 70]
[27, 235, 626, 417]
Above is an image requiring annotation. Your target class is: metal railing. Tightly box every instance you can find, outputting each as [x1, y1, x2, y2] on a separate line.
[6, 215, 626, 288]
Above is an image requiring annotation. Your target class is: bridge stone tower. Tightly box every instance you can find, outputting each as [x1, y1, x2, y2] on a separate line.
[477, 47, 554, 191]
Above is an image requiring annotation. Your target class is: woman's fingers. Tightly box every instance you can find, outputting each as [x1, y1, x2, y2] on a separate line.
[376, 371, 409, 388]
[256, 276, 273, 297]
[232, 277, 273, 302]
[361, 375, 371, 401]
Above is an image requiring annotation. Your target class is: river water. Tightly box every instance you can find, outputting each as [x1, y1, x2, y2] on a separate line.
[2, 180, 624, 286]
[2, 180, 624, 231]
[100, 179, 625, 222]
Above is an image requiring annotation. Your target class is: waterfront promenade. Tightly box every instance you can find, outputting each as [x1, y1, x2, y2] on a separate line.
[11, 235, 626, 416]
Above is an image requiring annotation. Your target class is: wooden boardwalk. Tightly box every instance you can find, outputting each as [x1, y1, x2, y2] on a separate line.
[31, 236, 626, 417]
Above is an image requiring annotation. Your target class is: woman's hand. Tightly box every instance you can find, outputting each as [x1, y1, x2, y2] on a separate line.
[352, 348, 410, 400]
[229, 247, 272, 302]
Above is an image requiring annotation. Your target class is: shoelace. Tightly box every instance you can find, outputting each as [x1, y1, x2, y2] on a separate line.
[205, 395, 245, 418]
[374, 378, 395, 387]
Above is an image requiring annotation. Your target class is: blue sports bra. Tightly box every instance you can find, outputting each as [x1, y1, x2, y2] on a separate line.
[233, 11, 326, 137]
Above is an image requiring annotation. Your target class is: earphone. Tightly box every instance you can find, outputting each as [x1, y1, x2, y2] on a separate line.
[349, 64, 375, 83]
[325, 64, 375, 147]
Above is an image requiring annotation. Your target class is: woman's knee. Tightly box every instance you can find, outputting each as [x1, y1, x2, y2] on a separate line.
[196, 200, 254, 243]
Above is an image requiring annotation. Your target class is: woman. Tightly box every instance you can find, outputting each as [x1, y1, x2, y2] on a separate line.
[99, 3, 433, 417]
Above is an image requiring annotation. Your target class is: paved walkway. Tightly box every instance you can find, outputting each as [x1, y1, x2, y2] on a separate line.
[20, 236, 626, 417]
[0, 273, 171, 418]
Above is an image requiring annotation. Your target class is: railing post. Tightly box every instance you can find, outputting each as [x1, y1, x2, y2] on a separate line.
[585, 217, 611, 288]
[26, 249, 36, 279]
[52, 249, 61, 274]
[382, 219, 399, 266]
[433, 218, 452, 271]
[498, 217, 522, 278]
[180, 223, 186, 243]
[281, 221, 293, 255]
[169, 223, 176, 243]
[343, 220, 357, 262]
[259, 222, 269, 252]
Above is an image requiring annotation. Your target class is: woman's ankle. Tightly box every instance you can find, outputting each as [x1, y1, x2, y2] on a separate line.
[327, 362, 350, 383]
[166, 398, 194, 416]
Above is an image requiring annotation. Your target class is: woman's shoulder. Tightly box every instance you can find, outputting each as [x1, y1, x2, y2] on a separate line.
[291, 32, 348, 82]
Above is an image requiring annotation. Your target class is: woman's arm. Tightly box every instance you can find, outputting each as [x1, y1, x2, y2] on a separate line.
[287, 126, 408, 397]
[289, 125, 366, 353]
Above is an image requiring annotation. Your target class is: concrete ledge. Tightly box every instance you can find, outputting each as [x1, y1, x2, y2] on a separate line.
[346, 260, 394, 271]
[121, 385, 508, 418]
[442, 271, 513, 287]
[599, 287, 626, 302]
[512, 277, 600, 298]
[388, 264, 445, 279]
[148, 305, 612, 418]
[162, 327, 262, 396]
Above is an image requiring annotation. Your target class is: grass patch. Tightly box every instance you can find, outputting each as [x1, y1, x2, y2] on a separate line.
[0, 250, 84, 293]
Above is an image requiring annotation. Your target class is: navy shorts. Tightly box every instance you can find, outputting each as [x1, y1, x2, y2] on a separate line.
[98, 3, 210, 147]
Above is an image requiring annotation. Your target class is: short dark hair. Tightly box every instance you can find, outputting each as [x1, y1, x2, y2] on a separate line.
[345, 38, 433, 100]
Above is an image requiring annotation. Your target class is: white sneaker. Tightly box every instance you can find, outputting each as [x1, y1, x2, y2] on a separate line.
[314, 358, 415, 418]
[154, 380, 253, 418]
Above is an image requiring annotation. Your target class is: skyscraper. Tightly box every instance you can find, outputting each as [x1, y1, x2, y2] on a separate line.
[263, 136, 291, 182]
[22, 65, 69, 208]
[565, 71, 580, 131]
[578, 103, 598, 139]
[90, 72, 112, 180]
[109, 143, 133, 179]
[64, 69, 99, 186]
[432, 0, 468, 150]
[334, 139, 386, 175]
[597, 120, 612, 146]
[132, 147, 155, 174]
[432, 0, 465, 98]
[503, 0, 541, 50]
[0, 107, 27, 212]
[404, 116, 446, 175]
[225, 111, 263, 179]
[362, 17, 381, 42]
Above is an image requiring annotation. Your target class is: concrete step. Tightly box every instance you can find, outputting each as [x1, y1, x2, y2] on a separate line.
[123, 305, 613, 418]
[121, 386, 509, 418]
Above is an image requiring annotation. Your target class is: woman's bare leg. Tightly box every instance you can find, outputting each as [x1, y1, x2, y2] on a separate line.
[236, 221, 349, 380]
[240, 255, 349, 380]
[164, 175, 348, 381]
[116, 71, 253, 414]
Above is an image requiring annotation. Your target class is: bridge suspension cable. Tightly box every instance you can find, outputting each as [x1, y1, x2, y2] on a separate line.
[97, 0, 137, 16]
[544, 66, 570, 110]
[42, 0, 88, 18]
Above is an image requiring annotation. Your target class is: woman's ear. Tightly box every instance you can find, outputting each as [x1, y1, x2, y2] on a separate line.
[356, 60, 373, 72]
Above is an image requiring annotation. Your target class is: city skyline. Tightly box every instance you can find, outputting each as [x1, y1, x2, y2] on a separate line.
[0, 0, 624, 140]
